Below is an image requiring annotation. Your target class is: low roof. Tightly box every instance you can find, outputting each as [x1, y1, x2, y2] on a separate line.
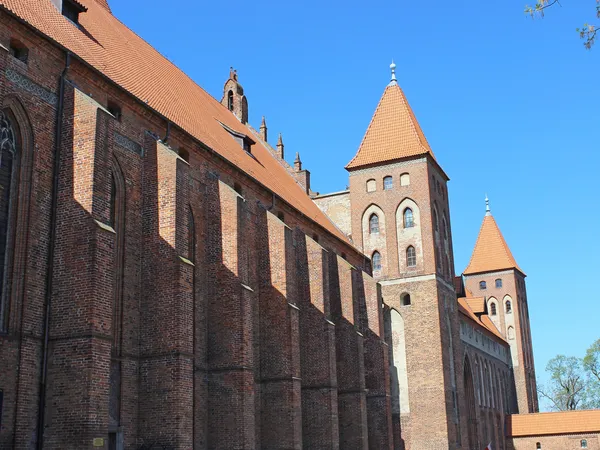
[464, 214, 524, 276]
[345, 82, 435, 170]
[0, 0, 353, 247]
[458, 297, 506, 343]
[507, 410, 600, 437]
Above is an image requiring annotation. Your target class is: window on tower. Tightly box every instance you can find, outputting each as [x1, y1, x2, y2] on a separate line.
[403, 208, 414, 228]
[490, 303, 497, 316]
[479, 281, 487, 290]
[406, 246, 416, 267]
[372, 251, 382, 271]
[400, 173, 410, 186]
[369, 214, 379, 234]
[495, 278, 502, 288]
[401, 293, 411, 306]
[383, 176, 393, 190]
[581, 439, 588, 448]
[366, 179, 376, 192]
[227, 90, 234, 111]
[506, 300, 512, 314]
[536, 443, 542, 450]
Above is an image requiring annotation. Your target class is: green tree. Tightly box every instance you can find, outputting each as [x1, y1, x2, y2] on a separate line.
[538, 355, 586, 411]
[524, 0, 600, 49]
[583, 338, 600, 408]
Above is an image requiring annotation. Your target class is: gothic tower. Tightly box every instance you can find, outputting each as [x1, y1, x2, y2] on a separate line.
[463, 199, 538, 414]
[345, 63, 462, 449]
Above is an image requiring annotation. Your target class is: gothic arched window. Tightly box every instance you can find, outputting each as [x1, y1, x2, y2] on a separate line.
[506, 300, 512, 314]
[372, 251, 382, 271]
[227, 90, 234, 111]
[406, 246, 416, 267]
[369, 213, 379, 234]
[0, 110, 17, 332]
[403, 208, 414, 228]
[490, 303, 497, 316]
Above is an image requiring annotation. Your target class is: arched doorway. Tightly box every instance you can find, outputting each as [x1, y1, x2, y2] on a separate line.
[464, 356, 478, 450]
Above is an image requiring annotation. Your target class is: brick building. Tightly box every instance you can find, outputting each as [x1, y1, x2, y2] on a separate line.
[0, 0, 597, 449]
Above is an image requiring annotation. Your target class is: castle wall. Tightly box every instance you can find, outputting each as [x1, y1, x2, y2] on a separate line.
[313, 191, 352, 237]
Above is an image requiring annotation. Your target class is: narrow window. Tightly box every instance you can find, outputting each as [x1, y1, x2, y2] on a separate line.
[536, 442, 541, 449]
[9, 39, 28, 64]
[508, 326, 515, 340]
[107, 100, 122, 121]
[383, 176, 393, 190]
[495, 278, 502, 288]
[401, 293, 411, 306]
[372, 251, 382, 271]
[406, 246, 416, 267]
[109, 174, 116, 228]
[369, 213, 379, 234]
[479, 281, 487, 290]
[400, 173, 410, 186]
[403, 208, 414, 228]
[490, 303, 497, 316]
[0, 111, 16, 332]
[227, 90, 234, 111]
[581, 439, 588, 448]
[243, 139, 252, 154]
[433, 208, 439, 232]
[366, 179, 376, 192]
[506, 300, 512, 314]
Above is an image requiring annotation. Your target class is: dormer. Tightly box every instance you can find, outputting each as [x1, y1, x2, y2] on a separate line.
[221, 67, 249, 124]
[219, 121, 255, 155]
[52, 0, 88, 25]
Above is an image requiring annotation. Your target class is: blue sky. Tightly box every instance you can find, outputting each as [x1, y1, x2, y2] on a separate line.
[111, 0, 599, 409]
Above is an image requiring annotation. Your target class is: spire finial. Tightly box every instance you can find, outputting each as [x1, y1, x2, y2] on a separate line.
[485, 194, 491, 216]
[389, 60, 397, 85]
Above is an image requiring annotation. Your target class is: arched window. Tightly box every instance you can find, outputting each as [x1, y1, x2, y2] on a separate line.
[433, 208, 439, 232]
[0, 110, 17, 332]
[581, 439, 588, 448]
[383, 176, 393, 190]
[400, 173, 410, 186]
[508, 326, 515, 340]
[372, 251, 382, 271]
[406, 246, 416, 267]
[479, 281, 487, 290]
[401, 293, 411, 306]
[506, 300, 512, 314]
[227, 90, 234, 111]
[366, 179, 376, 192]
[403, 208, 414, 228]
[536, 443, 541, 449]
[109, 174, 117, 228]
[369, 214, 380, 234]
[495, 278, 502, 288]
[490, 303, 497, 316]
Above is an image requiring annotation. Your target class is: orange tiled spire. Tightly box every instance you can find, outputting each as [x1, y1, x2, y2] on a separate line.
[345, 62, 435, 170]
[463, 197, 524, 275]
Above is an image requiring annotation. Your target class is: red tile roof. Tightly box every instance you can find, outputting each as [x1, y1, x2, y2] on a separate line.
[0, 0, 353, 247]
[345, 82, 435, 170]
[507, 410, 600, 437]
[458, 297, 506, 342]
[464, 214, 524, 276]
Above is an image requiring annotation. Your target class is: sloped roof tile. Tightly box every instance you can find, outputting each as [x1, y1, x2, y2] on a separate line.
[464, 214, 523, 275]
[0, 0, 353, 247]
[507, 410, 600, 437]
[345, 83, 435, 170]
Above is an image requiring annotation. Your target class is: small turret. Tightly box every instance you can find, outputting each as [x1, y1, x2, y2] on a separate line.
[221, 67, 249, 123]
[294, 152, 302, 172]
[260, 116, 268, 142]
[276, 133, 284, 159]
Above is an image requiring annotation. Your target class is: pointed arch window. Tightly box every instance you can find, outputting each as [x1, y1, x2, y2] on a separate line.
[506, 300, 512, 314]
[369, 213, 379, 234]
[406, 246, 416, 267]
[490, 303, 497, 316]
[0, 110, 17, 332]
[403, 208, 414, 228]
[372, 251, 382, 271]
[227, 90, 234, 111]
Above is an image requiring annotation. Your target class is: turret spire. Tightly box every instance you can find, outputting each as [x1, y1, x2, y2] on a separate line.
[260, 116, 267, 142]
[485, 194, 491, 216]
[276, 133, 284, 159]
[389, 60, 397, 85]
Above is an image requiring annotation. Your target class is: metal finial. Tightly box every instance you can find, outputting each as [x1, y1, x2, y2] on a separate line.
[389, 60, 397, 84]
[485, 194, 491, 216]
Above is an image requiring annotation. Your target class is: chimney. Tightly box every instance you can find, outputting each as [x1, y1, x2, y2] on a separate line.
[293, 152, 311, 194]
[276, 133, 284, 159]
[260, 116, 268, 142]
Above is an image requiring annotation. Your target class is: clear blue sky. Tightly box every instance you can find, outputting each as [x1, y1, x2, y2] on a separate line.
[111, 0, 599, 410]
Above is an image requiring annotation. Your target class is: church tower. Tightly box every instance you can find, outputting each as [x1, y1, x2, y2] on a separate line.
[463, 199, 538, 414]
[345, 63, 462, 449]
